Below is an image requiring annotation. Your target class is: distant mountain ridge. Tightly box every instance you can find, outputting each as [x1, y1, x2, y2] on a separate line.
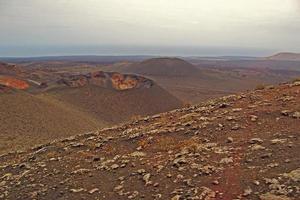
[267, 52, 300, 61]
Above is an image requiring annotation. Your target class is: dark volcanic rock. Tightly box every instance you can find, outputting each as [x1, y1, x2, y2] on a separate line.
[58, 71, 153, 91]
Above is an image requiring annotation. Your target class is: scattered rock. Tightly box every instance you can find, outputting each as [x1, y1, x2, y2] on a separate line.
[284, 168, 300, 182]
[250, 138, 264, 144]
[259, 193, 291, 200]
[88, 188, 99, 194]
[143, 173, 151, 185]
[227, 137, 234, 143]
[242, 187, 252, 196]
[130, 151, 146, 157]
[220, 157, 234, 164]
[111, 164, 119, 170]
[292, 112, 300, 119]
[70, 188, 85, 193]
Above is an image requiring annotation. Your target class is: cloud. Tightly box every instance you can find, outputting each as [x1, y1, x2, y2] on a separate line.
[0, 0, 299, 56]
[296, 0, 300, 9]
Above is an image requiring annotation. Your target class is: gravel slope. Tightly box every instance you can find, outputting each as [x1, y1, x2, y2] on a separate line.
[0, 81, 299, 199]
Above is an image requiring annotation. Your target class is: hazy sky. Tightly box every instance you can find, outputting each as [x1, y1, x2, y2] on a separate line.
[0, 0, 299, 56]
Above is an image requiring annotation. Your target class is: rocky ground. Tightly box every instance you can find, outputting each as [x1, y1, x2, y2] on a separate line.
[0, 81, 299, 200]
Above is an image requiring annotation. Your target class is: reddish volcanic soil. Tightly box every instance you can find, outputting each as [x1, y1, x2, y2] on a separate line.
[0, 77, 29, 90]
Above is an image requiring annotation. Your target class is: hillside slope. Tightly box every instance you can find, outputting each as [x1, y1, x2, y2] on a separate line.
[0, 91, 105, 154]
[0, 66, 183, 154]
[45, 84, 182, 124]
[1, 81, 299, 199]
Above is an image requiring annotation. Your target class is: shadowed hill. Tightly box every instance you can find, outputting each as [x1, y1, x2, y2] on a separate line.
[0, 91, 105, 153]
[121, 57, 200, 76]
[45, 83, 182, 124]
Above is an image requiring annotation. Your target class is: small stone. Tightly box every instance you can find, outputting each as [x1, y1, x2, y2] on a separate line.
[219, 103, 229, 108]
[232, 108, 242, 112]
[88, 188, 99, 194]
[111, 164, 119, 170]
[143, 173, 151, 185]
[220, 157, 234, 164]
[130, 151, 146, 157]
[249, 138, 263, 144]
[1, 173, 12, 179]
[251, 144, 266, 151]
[242, 187, 252, 196]
[250, 115, 258, 122]
[171, 195, 181, 200]
[231, 125, 240, 130]
[253, 180, 260, 186]
[264, 178, 279, 185]
[113, 185, 123, 191]
[0, 181, 6, 187]
[137, 169, 146, 174]
[128, 191, 139, 199]
[173, 157, 187, 167]
[226, 116, 235, 121]
[19, 163, 31, 169]
[271, 139, 287, 145]
[281, 110, 291, 116]
[70, 188, 84, 193]
[227, 137, 234, 143]
[267, 163, 279, 168]
[292, 111, 300, 118]
[261, 153, 272, 159]
[212, 180, 219, 185]
[153, 194, 162, 198]
[71, 143, 84, 147]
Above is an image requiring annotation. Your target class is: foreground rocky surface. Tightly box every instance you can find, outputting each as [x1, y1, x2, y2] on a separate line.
[0, 81, 300, 200]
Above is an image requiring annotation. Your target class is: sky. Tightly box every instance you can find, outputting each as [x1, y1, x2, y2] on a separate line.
[0, 0, 299, 57]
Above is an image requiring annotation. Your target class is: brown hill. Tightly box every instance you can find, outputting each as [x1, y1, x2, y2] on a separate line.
[120, 57, 200, 76]
[100, 57, 300, 104]
[0, 65, 182, 154]
[45, 83, 182, 124]
[0, 81, 299, 199]
[41, 70, 182, 124]
[267, 52, 300, 61]
[0, 91, 104, 154]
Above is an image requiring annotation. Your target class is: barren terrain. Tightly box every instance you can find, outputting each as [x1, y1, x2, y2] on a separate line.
[0, 81, 299, 199]
[0, 62, 182, 153]
[100, 57, 300, 103]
